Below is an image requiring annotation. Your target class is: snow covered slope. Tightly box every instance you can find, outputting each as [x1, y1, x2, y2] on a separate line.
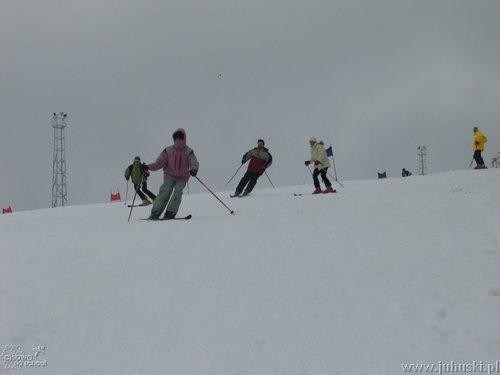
[1, 170, 499, 374]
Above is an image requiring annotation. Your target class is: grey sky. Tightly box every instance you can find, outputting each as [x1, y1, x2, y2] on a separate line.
[1, 0, 499, 211]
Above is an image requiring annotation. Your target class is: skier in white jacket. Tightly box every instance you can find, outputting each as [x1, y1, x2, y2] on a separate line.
[305, 138, 336, 194]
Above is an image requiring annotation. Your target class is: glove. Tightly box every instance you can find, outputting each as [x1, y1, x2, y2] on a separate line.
[141, 163, 149, 171]
[304, 160, 311, 166]
[314, 160, 320, 166]
[241, 158, 246, 164]
[190, 169, 198, 177]
[125, 177, 129, 181]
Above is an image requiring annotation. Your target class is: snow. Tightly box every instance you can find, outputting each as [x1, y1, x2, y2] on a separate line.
[1, 170, 499, 374]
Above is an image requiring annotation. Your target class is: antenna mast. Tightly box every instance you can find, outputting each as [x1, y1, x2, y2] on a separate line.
[52, 112, 68, 207]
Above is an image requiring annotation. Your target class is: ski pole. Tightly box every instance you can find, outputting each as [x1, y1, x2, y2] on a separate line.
[124, 179, 129, 206]
[306, 164, 314, 176]
[127, 185, 138, 222]
[307, 164, 344, 188]
[468, 156, 475, 169]
[330, 142, 339, 181]
[315, 161, 345, 188]
[264, 171, 275, 188]
[127, 175, 143, 222]
[195, 176, 235, 215]
[224, 164, 244, 187]
[326, 171, 345, 188]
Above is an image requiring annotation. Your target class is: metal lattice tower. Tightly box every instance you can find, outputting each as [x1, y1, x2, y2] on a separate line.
[52, 112, 68, 207]
[492, 152, 500, 168]
[417, 146, 427, 176]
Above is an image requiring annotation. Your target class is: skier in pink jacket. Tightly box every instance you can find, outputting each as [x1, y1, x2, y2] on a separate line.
[144, 128, 199, 220]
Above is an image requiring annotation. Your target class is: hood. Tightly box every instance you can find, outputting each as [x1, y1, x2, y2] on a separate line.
[173, 128, 187, 149]
[310, 140, 324, 148]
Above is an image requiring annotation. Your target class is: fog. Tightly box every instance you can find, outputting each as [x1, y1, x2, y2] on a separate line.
[1, 0, 499, 210]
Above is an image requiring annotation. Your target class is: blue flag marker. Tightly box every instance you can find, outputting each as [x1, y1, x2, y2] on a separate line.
[325, 146, 333, 157]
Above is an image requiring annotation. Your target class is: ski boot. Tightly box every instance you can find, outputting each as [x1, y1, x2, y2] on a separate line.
[323, 186, 337, 194]
[163, 211, 176, 220]
[312, 187, 322, 194]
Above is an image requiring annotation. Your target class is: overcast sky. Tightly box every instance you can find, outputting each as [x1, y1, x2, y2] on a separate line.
[1, 0, 499, 211]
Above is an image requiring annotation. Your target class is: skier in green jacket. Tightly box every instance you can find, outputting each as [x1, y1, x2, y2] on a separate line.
[124, 156, 156, 206]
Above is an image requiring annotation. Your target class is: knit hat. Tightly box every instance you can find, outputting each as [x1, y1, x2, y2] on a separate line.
[257, 139, 265, 145]
[134, 156, 141, 162]
[309, 137, 317, 143]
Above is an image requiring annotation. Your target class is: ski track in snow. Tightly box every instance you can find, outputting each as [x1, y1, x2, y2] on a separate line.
[0, 170, 499, 374]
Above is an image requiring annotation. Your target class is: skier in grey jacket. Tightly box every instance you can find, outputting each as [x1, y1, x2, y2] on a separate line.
[231, 139, 273, 197]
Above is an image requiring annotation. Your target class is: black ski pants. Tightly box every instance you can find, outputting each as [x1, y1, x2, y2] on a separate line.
[134, 182, 156, 201]
[473, 150, 485, 166]
[313, 168, 332, 188]
[235, 172, 261, 195]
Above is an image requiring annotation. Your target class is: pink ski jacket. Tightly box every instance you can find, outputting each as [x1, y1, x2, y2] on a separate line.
[147, 128, 199, 182]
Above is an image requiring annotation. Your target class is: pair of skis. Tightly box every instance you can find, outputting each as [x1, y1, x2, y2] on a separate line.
[141, 215, 192, 221]
[127, 203, 191, 220]
[293, 192, 337, 196]
[229, 193, 249, 198]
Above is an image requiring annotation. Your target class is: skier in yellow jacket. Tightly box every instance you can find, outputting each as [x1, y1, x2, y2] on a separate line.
[473, 127, 488, 169]
[305, 138, 336, 194]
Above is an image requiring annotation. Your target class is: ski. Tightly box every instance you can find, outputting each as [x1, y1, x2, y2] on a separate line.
[166, 215, 192, 221]
[128, 204, 149, 208]
[293, 193, 303, 196]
